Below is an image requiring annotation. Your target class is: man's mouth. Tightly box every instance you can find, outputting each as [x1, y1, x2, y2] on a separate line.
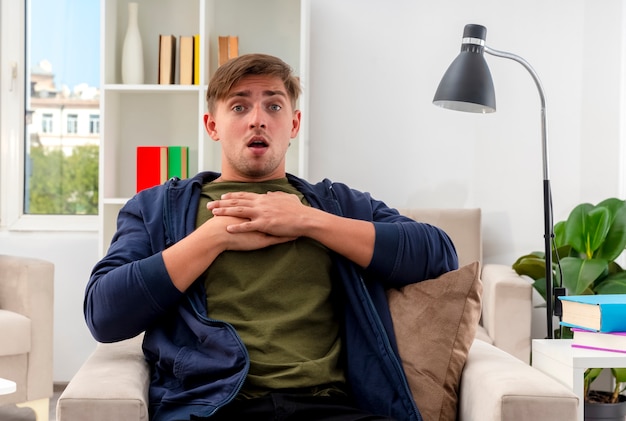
[248, 137, 268, 149]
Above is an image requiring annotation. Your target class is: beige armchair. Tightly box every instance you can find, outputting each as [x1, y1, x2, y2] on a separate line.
[0, 254, 54, 421]
[58, 209, 578, 420]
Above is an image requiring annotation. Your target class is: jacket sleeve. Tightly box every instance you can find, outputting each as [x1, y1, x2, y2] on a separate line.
[367, 218, 458, 287]
[325, 180, 459, 287]
[84, 193, 184, 343]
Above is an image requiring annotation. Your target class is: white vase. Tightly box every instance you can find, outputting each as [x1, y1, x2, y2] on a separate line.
[121, 2, 144, 84]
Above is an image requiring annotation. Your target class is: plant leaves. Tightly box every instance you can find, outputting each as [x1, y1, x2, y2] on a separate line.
[564, 203, 611, 258]
[594, 271, 626, 294]
[560, 256, 608, 295]
[612, 367, 626, 384]
[585, 367, 605, 397]
[586, 207, 611, 257]
[564, 203, 595, 256]
[586, 367, 604, 384]
[512, 254, 546, 280]
[596, 199, 626, 261]
[554, 220, 567, 248]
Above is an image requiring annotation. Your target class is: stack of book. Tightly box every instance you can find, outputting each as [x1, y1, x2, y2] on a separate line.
[136, 146, 189, 192]
[559, 294, 626, 353]
[158, 34, 200, 85]
[157, 34, 239, 84]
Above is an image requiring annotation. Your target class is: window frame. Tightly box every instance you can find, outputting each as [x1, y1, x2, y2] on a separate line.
[0, 0, 97, 232]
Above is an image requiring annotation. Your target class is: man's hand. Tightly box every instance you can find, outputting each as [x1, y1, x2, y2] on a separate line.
[208, 190, 376, 269]
[163, 195, 298, 293]
[207, 191, 308, 238]
[208, 213, 297, 251]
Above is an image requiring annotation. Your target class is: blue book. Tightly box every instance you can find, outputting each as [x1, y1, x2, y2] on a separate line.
[559, 294, 626, 333]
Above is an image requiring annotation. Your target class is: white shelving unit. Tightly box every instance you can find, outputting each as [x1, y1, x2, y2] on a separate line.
[99, 0, 309, 255]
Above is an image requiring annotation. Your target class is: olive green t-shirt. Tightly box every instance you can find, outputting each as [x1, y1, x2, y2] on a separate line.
[196, 178, 345, 398]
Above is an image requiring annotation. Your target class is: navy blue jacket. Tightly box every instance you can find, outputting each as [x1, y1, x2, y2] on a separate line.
[84, 172, 458, 421]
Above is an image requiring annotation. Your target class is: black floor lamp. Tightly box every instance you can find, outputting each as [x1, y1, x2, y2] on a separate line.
[432, 24, 556, 338]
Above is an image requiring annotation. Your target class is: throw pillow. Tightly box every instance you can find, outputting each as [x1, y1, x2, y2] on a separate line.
[386, 261, 482, 421]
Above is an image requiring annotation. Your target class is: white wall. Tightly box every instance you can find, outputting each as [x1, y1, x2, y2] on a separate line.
[1, 0, 625, 382]
[306, 0, 625, 265]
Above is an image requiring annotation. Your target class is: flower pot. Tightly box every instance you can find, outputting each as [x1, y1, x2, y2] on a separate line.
[585, 391, 626, 421]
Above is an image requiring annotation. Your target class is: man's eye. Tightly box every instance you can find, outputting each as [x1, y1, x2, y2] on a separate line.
[269, 104, 282, 111]
[232, 105, 244, 112]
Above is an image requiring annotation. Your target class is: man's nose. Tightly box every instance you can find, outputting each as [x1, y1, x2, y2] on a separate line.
[249, 105, 266, 129]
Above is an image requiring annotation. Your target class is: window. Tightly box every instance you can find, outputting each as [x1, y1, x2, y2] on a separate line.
[1, 0, 100, 228]
[41, 113, 53, 133]
[89, 114, 100, 134]
[67, 114, 78, 134]
[26, 0, 100, 217]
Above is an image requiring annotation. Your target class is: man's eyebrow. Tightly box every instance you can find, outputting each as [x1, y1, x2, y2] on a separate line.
[227, 89, 288, 99]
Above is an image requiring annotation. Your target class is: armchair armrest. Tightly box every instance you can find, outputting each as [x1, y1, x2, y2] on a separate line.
[459, 339, 578, 421]
[56, 334, 149, 421]
[480, 263, 532, 363]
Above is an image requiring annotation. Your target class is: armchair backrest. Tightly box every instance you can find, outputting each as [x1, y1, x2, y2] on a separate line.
[398, 208, 482, 268]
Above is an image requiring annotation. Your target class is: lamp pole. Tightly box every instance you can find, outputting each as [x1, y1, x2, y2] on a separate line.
[483, 46, 555, 338]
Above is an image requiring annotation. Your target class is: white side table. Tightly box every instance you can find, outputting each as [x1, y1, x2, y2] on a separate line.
[0, 377, 16, 395]
[532, 339, 626, 421]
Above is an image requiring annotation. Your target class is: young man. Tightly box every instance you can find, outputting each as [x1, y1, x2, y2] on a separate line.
[84, 54, 458, 421]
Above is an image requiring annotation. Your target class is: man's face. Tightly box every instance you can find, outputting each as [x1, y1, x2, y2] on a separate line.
[204, 75, 301, 182]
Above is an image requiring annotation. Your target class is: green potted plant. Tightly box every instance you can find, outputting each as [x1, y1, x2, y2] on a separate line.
[513, 198, 626, 414]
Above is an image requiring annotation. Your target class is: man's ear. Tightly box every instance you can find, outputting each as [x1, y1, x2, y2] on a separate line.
[290, 110, 302, 139]
[204, 113, 219, 140]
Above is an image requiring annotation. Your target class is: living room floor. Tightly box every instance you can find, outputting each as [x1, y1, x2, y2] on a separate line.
[0, 383, 65, 421]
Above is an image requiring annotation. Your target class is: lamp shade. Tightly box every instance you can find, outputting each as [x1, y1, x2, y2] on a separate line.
[433, 24, 496, 113]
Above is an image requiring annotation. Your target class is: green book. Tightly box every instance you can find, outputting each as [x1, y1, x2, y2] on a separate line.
[167, 146, 189, 179]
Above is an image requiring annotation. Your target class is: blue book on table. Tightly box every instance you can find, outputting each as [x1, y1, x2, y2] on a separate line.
[559, 294, 626, 333]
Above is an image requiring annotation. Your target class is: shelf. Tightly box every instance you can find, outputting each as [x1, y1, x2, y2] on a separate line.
[99, 0, 307, 256]
[103, 198, 130, 206]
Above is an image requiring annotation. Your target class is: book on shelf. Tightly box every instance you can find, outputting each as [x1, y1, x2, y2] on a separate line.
[179, 35, 194, 85]
[571, 327, 626, 354]
[218, 35, 239, 66]
[218, 36, 229, 66]
[229, 36, 239, 61]
[158, 34, 176, 84]
[167, 146, 188, 179]
[193, 34, 200, 85]
[136, 146, 168, 192]
[559, 294, 626, 332]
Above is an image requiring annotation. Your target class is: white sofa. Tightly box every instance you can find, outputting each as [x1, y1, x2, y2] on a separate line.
[57, 209, 578, 420]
